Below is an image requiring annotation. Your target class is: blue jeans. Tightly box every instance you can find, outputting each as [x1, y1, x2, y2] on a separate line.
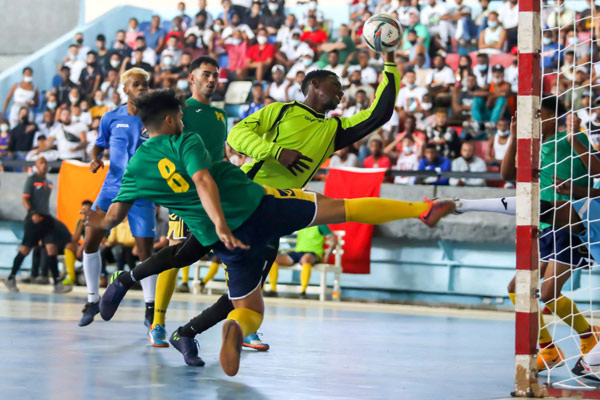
[472, 96, 507, 123]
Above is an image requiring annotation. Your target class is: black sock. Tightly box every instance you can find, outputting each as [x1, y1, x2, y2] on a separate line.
[8, 252, 26, 280]
[117, 270, 136, 288]
[31, 246, 41, 278]
[145, 302, 155, 325]
[46, 255, 59, 283]
[179, 293, 234, 337]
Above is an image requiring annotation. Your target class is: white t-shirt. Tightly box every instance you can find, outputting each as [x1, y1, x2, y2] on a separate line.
[449, 156, 487, 186]
[393, 152, 420, 185]
[473, 66, 492, 88]
[498, 2, 519, 29]
[267, 81, 290, 102]
[280, 41, 311, 63]
[49, 122, 88, 160]
[426, 66, 456, 87]
[347, 65, 378, 85]
[286, 62, 317, 80]
[396, 86, 428, 112]
[420, 3, 449, 29]
[330, 153, 359, 168]
[142, 47, 157, 66]
[504, 64, 518, 93]
[65, 59, 86, 84]
[287, 82, 305, 102]
[185, 26, 214, 49]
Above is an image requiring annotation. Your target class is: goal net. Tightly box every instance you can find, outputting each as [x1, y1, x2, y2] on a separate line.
[515, 0, 600, 397]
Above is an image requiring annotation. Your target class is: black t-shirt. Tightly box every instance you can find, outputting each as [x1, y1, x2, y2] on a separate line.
[8, 123, 36, 152]
[23, 174, 52, 215]
[125, 61, 153, 73]
[426, 125, 462, 159]
[259, 12, 284, 29]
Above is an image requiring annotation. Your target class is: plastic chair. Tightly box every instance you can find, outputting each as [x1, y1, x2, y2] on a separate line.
[490, 53, 513, 68]
[446, 53, 460, 72]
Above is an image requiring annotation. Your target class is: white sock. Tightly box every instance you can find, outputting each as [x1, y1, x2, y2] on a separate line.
[83, 251, 102, 303]
[456, 197, 516, 216]
[585, 342, 600, 366]
[140, 274, 157, 303]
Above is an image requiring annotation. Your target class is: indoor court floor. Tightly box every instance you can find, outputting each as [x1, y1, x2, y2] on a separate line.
[0, 285, 530, 400]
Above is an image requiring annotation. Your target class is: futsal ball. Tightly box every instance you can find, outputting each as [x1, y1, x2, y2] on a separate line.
[362, 14, 402, 53]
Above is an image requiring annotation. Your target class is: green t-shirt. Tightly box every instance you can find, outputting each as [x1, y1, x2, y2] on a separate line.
[539, 130, 590, 229]
[114, 131, 265, 245]
[315, 36, 356, 68]
[295, 225, 332, 258]
[402, 24, 431, 51]
[183, 97, 228, 162]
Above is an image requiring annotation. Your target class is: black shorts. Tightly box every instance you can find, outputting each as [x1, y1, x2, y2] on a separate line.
[286, 251, 319, 264]
[539, 226, 592, 268]
[21, 214, 71, 250]
[211, 187, 317, 299]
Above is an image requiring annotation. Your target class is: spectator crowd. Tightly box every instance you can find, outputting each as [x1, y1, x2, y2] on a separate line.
[0, 0, 595, 188]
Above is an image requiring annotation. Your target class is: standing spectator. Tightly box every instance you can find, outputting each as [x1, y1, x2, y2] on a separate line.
[345, 50, 377, 86]
[266, 65, 290, 102]
[392, 135, 421, 185]
[478, 12, 506, 54]
[3, 157, 73, 294]
[396, 69, 428, 117]
[144, 15, 167, 54]
[78, 51, 102, 100]
[498, 0, 519, 49]
[55, 66, 76, 106]
[2, 67, 39, 128]
[95, 34, 110, 75]
[417, 143, 451, 185]
[241, 83, 265, 119]
[261, 0, 285, 35]
[301, 15, 328, 53]
[449, 142, 487, 186]
[426, 109, 461, 159]
[176, 1, 192, 30]
[222, 28, 249, 79]
[486, 119, 511, 164]
[125, 18, 144, 49]
[330, 146, 359, 168]
[246, 28, 275, 81]
[363, 137, 392, 169]
[45, 108, 87, 161]
[64, 44, 86, 84]
[134, 37, 157, 67]
[7, 107, 37, 159]
[277, 29, 311, 69]
[426, 55, 456, 96]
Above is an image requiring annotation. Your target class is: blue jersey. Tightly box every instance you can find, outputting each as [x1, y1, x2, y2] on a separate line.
[96, 105, 149, 191]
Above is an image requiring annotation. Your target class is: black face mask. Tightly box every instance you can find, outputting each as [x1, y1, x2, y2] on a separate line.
[232, 20, 240, 26]
[138, 46, 146, 51]
[464, 155, 474, 162]
[186, 41, 196, 48]
[87, 61, 96, 67]
[351, 80, 361, 85]
[118, 39, 125, 44]
[76, 38, 83, 45]
[408, 39, 417, 45]
[197, 21, 206, 28]
[512, 59, 518, 66]
[20, 116, 28, 124]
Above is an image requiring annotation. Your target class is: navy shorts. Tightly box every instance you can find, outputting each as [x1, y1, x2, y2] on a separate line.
[211, 187, 317, 300]
[286, 251, 319, 264]
[539, 226, 591, 268]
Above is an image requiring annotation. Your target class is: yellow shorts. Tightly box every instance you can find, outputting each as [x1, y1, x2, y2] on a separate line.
[167, 213, 190, 240]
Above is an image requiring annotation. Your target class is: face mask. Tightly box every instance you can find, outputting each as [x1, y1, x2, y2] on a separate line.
[20, 116, 29, 123]
[23, 76, 33, 83]
[463, 155, 474, 162]
[173, 26, 180, 32]
[350, 79, 361, 85]
[95, 99, 103, 106]
[407, 83, 416, 89]
[177, 80, 189, 90]
[408, 39, 417, 45]
[213, 25, 222, 33]
[110, 60, 121, 68]
[290, 39, 300, 47]
[403, 145, 414, 154]
[268, 3, 279, 11]
[163, 57, 173, 66]
[567, 37, 578, 45]
[422, 102, 432, 110]
[47, 102, 57, 110]
[543, 37, 552, 45]
[303, 58, 313, 66]
[186, 41, 196, 48]
[555, 5, 564, 12]
[1, 124, 8, 132]
[231, 38, 242, 45]
[257, 36, 268, 45]
[118, 39, 125, 44]
[76, 38, 83, 45]
[512, 59, 518, 66]
[477, 64, 488, 72]
[197, 21, 206, 28]
[493, 77, 503, 84]
[392, 0, 401, 8]
[487, 20, 498, 28]
[87, 61, 96, 67]
[68, 53, 76, 60]
[69, 95, 79, 103]
[168, 45, 176, 50]
[71, 116, 80, 123]
[436, 65, 444, 70]
[497, 129, 510, 137]
[232, 20, 240, 27]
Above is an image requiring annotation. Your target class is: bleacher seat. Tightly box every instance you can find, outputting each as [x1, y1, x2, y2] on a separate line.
[472, 140, 490, 160]
[490, 53, 513, 68]
[446, 53, 460, 71]
[224, 81, 253, 104]
[543, 73, 558, 94]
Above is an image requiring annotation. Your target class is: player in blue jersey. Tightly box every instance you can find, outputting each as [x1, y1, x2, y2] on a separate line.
[79, 68, 157, 328]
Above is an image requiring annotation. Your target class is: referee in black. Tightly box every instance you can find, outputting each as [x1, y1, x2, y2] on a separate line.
[3, 157, 72, 293]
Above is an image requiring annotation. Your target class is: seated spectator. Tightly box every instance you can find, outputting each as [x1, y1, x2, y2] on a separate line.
[222, 28, 249, 79]
[64, 45, 86, 84]
[86, 117, 101, 159]
[185, 12, 213, 51]
[102, 217, 137, 273]
[106, 91, 122, 110]
[453, 74, 481, 130]
[478, 11, 506, 54]
[43, 94, 58, 115]
[403, 8, 431, 51]
[78, 51, 102, 100]
[299, 0, 324, 28]
[95, 34, 110, 75]
[7, 107, 37, 160]
[261, 0, 285, 35]
[398, 28, 429, 67]
[73, 101, 92, 127]
[286, 47, 316, 82]
[396, 69, 428, 118]
[90, 89, 108, 119]
[217, 0, 235, 22]
[392, 135, 420, 185]
[266, 65, 289, 102]
[183, 33, 208, 59]
[542, 30, 560, 71]
[316, 24, 356, 68]
[426, 55, 456, 96]
[471, 65, 513, 129]
[134, 36, 157, 67]
[577, 92, 594, 126]
[286, 70, 305, 102]
[165, 16, 185, 45]
[278, 29, 311, 69]
[241, 83, 265, 119]
[420, 0, 452, 50]
[345, 70, 374, 100]
[144, 15, 167, 54]
[67, 87, 81, 107]
[547, 0, 576, 29]
[161, 36, 183, 67]
[505, 48, 518, 93]
[417, 143, 451, 185]
[473, 53, 492, 88]
[246, 28, 275, 81]
[453, 0, 478, 48]
[363, 137, 391, 169]
[222, 13, 255, 42]
[0, 121, 10, 159]
[426, 110, 461, 159]
[449, 142, 487, 186]
[36, 110, 56, 141]
[384, 115, 425, 161]
[176, 1, 192, 30]
[330, 146, 359, 168]
[343, 89, 370, 117]
[486, 119, 511, 164]
[45, 107, 87, 161]
[124, 48, 154, 76]
[125, 18, 144, 49]
[322, 50, 345, 80]
[344, 50, 377, 86]
[475, 0, 491, 31]
[301, 15, 328, 53]
[276, 14, 299, 48]
[25, 135, 59, 162]
[112, 30, 132, 60]
[564, 67, 589, 111]
[498, 0, 518, 49]
[100, 69, 119, 102]
[455, 55, 473, 85]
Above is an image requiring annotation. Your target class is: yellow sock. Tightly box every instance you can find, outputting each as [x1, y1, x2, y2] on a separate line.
[181, 265, 189, 284]
[344, 198, 429, 224]
[154, 268, 178, 327]
[547, 296, 591, 335]
[300, 263, 312, 293]
[202, 262, 220, 285]
[64, 249, 76, 281]
[227, 308, 263, 337]
[509, 292, 553, 345]
[269, 262, 279, 292]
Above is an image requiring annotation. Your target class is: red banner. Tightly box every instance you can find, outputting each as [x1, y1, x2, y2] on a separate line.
[323, 167, 386, 274]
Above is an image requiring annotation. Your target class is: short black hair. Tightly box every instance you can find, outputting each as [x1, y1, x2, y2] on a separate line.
[355, 89, 366, 96]
[136, 36, 146, 42]
[301, 69, 338, 95]
[82, 199, 93, 206]
[134, 89, 185, 131]
[23, 67, 33, 74]
[425, 143, 437, 151]
[96, 34, 106, 41]
[87, 50, 98, 57]
[190, 56, 219, 72]
[541, 95, 567, 116]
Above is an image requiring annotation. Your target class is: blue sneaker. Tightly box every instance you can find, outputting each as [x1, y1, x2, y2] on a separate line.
[79, 301, 100, 327]
[149, 324, 169, 347]
[99, 271, 129, 321]
[169, 330, 205, 366]
[243, 332, 270, 351]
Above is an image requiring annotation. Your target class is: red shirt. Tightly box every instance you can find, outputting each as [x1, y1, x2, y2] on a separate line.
[246, 43, 275, 62]
[300, 29, 327, 50]
[363, 155, 391, 169]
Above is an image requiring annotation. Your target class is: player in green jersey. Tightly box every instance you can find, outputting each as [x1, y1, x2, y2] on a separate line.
[90, 89, 455, 376]
[149, 56, 229, 347]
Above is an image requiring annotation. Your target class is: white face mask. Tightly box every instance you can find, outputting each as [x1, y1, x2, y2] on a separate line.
[567, 36, 578, 45]
[290, 39, 300, 47]
[163, 57, 173, 66]
[487, 20, 498, 28]
[303, 58, 313, 66]
[95, 99, 104, 106]
[177, 79, 189, 90]
[257, 36, 268, 45]
[110, 60, 121, 68]
[308, 1, 317, 10]
[421, 102, 432, 110]
[543, 37, 552, 45]
[47, 102, 57, 110]
[231, 38, 242, 45]
[403, 145, 414, 154]
[23, 76, 33, 83]
[0, 124, 8, 132]
[72, 115, 80, 122]
[268, 3, 279, 11]
[69, 95, 79, 103]
[493, 77, 503, 84]
[497, 129, 510, 137]
[213, 25, 222, 33]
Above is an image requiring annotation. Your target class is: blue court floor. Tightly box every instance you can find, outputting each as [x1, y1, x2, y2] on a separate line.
[0, 285, 519, 400]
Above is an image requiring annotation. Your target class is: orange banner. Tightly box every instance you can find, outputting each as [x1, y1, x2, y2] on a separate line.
[57, 160, 109, 233]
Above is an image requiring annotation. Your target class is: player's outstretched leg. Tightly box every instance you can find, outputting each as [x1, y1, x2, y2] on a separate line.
[454, 196, 516, 215]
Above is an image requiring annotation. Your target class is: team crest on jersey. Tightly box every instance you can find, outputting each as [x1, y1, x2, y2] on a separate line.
[140, 126, 149, 142]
